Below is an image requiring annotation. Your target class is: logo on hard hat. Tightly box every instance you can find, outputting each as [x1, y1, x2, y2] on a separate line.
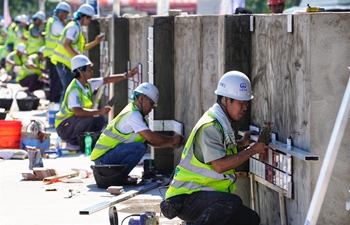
[239, 83, 247, 91]
[219, 82, 226, 88]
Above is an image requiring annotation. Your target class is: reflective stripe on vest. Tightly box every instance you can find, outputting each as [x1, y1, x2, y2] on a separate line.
[90, 103, 148, 161]
[27, 24, 44, 55]
[43, 17, 60, 58]
[165, 112, 237, 199]
[50, 20, 85, 68]
[54, 80, 93, 128]
[14, 26, 28, 46]
[16, 54, 41, 82]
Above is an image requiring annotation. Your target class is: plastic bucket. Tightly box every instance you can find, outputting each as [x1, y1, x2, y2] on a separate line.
[91, 164, 126, 188]
[77, 132, 101, 152]
[0, 99, 13, 111]
[48, 103, 60, 128]
[0, 120, 22, 149]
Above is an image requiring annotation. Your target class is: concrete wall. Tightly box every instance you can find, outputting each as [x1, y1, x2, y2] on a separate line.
[124, 12, 350, 225]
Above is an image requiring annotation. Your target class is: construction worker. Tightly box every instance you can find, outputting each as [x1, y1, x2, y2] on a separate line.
[267, 0, 285, 13]
[44, 1, 71, 103]
[0, 19, 7, 68]
[51, 3, 104, 103]
[5, 43, 27, 82]
[160, 71, 269, 225]
[5, 16, 20, 53]
[27, 11, 46, 55]
[16, 46, 47, 97]
[54, 55, 139, 151]
[91, 83, 184, 185]
[14, 15, 29, 47]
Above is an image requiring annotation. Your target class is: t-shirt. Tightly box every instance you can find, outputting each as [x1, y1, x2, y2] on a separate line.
[194, 121, 226, 164]
[115, 106, 150, 134]
[67, 77, 103, 109]
[65, 21, 81, 44]
[51, 16, 64, 37]
[30, 25, 41, 37]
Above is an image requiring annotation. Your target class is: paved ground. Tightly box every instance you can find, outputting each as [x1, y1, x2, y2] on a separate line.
[0, 83, 183, 225]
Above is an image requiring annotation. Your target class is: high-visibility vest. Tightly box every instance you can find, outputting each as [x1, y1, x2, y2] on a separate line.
[5, 22, 16, 45]
[16, 54, 44, 82]
[0, 28, 6, 45]
[43, 17, 60, 58]
[54, 79, 92, 128]
[50, 20, 85, 69]
[14, 26, 28, 46]
[27, 24, 44, 55]
[165, 112, 238, 199]
[5, 50, 26, 73]
[90, 103, 148, 161]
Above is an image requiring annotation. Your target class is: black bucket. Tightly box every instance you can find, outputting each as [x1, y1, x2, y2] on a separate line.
[91, 164, 126, 188]
[17, 99, 35, 111]
[0, 112, 6, 120]
[0, 98, 13, 111]
[77, 132, 101, 152]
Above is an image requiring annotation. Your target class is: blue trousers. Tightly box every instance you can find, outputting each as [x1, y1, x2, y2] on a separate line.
[161, 191, 260, 225]
[55, 62, 75, 103]
[93, 142, 147, 178]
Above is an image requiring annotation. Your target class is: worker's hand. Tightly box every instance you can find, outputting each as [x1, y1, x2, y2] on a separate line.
[171, 134, 184, 148]
[125, 66, 138, 79]
[240, 130, 258, 147]
[98, 106, 111, 115]
[250, 142, 269, 154]
[95, 34, 104, 44]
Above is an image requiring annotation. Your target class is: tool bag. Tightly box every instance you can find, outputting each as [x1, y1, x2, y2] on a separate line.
[91, 164, 126, 189]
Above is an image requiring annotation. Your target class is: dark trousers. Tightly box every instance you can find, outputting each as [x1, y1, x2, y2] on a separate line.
[56, 115, 105, 145]
[19, 74, 45, 93]
[161, 191, 260, 225]
[47, 58, 62, 103]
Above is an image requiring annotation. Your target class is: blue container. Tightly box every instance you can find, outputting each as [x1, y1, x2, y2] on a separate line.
[20, 132, 51, 151]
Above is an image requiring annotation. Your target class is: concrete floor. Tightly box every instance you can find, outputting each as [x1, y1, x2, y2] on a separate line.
[0, 83, 183, 225]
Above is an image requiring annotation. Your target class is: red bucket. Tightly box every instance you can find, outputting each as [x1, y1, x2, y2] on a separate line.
[0, 120, 22, 149]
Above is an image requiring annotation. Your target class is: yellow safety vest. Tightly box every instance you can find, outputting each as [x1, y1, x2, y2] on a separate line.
[43, 17, 60, 58]
[55, 79, 92, 128]
[27, 24, 44, 55]
[90, 103, 148, 161]
[16, 54, 44, 82]
[5, 22, 16, 45]
[5, 50, 26, 73]
[14, 26, 28, 46]
[165, 113, 238, 199]
[50, 20, 85, 69]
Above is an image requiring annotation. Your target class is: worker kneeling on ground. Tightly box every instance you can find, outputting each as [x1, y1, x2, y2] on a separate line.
[5, 43, 27, 83]
[54, 55, 138, 151]
[16, 46, 47, 97]
[160, 71, 269, 225]
[90, 82, 184, 185]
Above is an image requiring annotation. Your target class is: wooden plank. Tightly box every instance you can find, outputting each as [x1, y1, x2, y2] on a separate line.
[79, 181, 161, 215]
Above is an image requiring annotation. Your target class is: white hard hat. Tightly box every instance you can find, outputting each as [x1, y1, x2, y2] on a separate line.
[55, 2, 71, 13]
[215, 71, 254, 101]
[33, 11, 46, 21]
[18, 15, 28, 24]
[14, 15, 21, 22]
[133, 83, 159, 107]
[77, 4, 95, 17]
[39, 46, 45, 54]
[0, 19, 4, 26]
[71, 55, 93, 72]
[16, 43, 27, 54]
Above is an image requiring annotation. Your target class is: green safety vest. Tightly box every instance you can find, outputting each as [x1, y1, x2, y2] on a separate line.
[14, 26, 28, 46]
[5, 50, 26, 73]
[90, 103, 148, 161]
[5, 22, 16, 45]
[27, 24, 44, 55]
[43, 17, 60, 58]
[16, 54, 44, 82]
[165, 112, 238, 199]
[54, 79, 93, 128]
[50, 20, 85, 69]
[0, 28, 6, 45]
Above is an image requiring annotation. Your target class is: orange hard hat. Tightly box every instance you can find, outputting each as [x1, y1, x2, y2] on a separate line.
[267, 0, 285, 5]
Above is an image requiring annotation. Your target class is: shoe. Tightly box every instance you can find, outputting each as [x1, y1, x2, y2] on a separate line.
[24, 90, 37, 98]
[121, 176, 138, 185]
[65, 142, 81, 151]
